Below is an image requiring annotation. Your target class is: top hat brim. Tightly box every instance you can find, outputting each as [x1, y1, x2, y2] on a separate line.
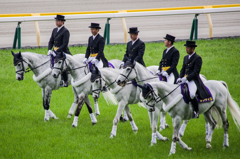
[54, 17, 66, 21]
[184, 44, 197, 47]
[163, 37, 175, 42]
[89, 26, 101, 29]
[128, 31, 139, 34]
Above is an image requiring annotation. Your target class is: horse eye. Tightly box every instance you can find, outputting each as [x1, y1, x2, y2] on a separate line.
[18, 63, 21, 66]
[58, 61, 61, 64]
[96, 80, 98, 83]
[127, 68, 131, 71]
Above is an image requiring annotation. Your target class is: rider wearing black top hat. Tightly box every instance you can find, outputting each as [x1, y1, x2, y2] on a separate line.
[177, 40, 211, 118]
[48, 15, 71, 87]
[156, 34, 180, 84]
[83, 23, 109, 68]
[122, 27, 145, 67]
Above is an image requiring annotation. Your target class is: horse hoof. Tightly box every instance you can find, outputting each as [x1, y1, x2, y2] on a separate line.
[95, 113, 100, 116]
[168, 152, 175, 156]
[53, 117, 59, 119]
[206, 143, 212, 149]
[92, 122, 97, 125]
[67, 114, 72, 118]
[110, 134, 115, 138]
[187, 147, 192, 151]
[133, 130, 138, 134]
[164, 137, 169, 141]
[150, 142, 156, 146]
[223, 145, 229, 149]
[44, 118, 49, 122]
[165, 124, 169, 128]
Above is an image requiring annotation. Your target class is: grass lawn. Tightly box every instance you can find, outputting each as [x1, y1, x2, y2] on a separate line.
[0, 37, 240, 159]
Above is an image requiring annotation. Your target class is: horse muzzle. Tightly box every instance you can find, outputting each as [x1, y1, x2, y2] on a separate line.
[16, 74, 24, 81]
[117, 80, 126, 87]
[148, 107, 155, 112]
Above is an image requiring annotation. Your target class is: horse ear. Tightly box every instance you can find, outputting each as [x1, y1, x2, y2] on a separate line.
[61, 51, 63, 56]
[19, 51, 22, 57]
[11, 51, 15, 56]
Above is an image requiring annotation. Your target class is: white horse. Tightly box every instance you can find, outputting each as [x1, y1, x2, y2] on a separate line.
[90, 65, 169, 141]
[115, 60, 214, 144]
[51, 52, 122, 127]
[139, 80, 240, 155]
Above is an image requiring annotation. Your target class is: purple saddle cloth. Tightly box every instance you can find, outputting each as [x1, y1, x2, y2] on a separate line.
[181, 83, 214, 104]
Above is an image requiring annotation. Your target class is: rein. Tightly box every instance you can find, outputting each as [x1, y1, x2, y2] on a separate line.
[15, 59, 50, 75]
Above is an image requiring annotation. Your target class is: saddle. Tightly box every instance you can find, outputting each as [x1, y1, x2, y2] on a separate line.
[89, 62, 115, 69]
[181, 83, 214, 104]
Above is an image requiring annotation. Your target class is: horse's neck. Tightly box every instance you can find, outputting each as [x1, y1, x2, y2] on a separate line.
[22, 52, 50, 76]
[155, 82, 181, 104]
[66, 55, 87, 81]
[101, 68, 121, 89]
[135, 63, 157, 85]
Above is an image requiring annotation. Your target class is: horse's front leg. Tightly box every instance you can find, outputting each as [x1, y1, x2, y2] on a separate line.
[67, 86, 78, 118]
[110, 101, 127, 138]
[169, 116, 192, 156]
[124, 105, 138, 132]
[85, 95, 97, 125]
[179, 120, 189, 137]
[93, 97, 100, 116]
[151, 107, 168, 146]
[159, 110, 169, 131]
[42, 87, 58, 121]
[72, 95, 85, 127]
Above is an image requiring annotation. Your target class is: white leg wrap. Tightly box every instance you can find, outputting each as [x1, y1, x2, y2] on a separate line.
[179, 123, 187, 137]
[177, 138, 192, 150]
[130, 121, 138, 131]
[123, 111, 129, 121]
[68, 103, 77, 118]
[206, 128, 214, 143]
[48, 109, 58, 119]
[94, 102, 100, 116]
[223, 134, 229, 147]
[151, 133, 157, 145]
[159, 113, 166, 131]
[111, 125, 117, 137]
[90, 113, 97, 124]
[156, 131, 169, 141]
[169, 142, 176, 156]
[72, 116, 78, 127]
[44, 110, 50, 121]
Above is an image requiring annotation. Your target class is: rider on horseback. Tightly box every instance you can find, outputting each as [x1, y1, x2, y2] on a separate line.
[48, 15, 71, 87]
[121, 27, 146, 67]
[177, 41, 211, 119]
[156, 34, 180, 84]
[83, 23, 109, 68]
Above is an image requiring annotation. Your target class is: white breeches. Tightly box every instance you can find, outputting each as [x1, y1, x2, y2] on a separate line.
[88, 57, 103, 68]
[186, 80, 197, 99]
[166, 73, 174, 84]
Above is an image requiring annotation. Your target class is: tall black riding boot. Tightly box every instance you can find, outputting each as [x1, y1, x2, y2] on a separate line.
[60, 70, 68, 87]
[190, 97, 199, 119]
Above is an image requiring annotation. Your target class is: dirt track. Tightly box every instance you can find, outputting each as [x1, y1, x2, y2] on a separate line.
[0, 0, 239, 48]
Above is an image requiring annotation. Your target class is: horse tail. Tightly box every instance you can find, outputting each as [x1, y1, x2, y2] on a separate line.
[221, 81, 240, 131]
[102, 90, 118, 106]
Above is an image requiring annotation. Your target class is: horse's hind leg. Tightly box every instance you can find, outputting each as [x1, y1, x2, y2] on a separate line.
[67, 87, 78, 118]
[203, 109, 217, 149]
[217, 106, 229, 148]
[85, 95, 97, 125]
[124, 105, 138, 132]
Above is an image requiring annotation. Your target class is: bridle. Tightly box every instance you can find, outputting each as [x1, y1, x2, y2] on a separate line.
[15, 58, 49, 75]
[143, 84, 181, 110]
[52, 55, 90, 75]
[91, 76, 116, 96]
[119, 66, 138, 84]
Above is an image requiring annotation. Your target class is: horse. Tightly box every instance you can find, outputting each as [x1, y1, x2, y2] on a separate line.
[138, 80, 240, 155]
[90, 65, 168, 141]
[115, 60, 214, 144]
[51, 52, 122, 127]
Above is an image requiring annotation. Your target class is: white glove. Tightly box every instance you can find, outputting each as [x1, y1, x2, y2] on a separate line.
[48, 50, 56, 56]
[92, 58, 99, 64]
[176, 78, 181, 84]
[178, 77, 187, 84]
[120, 62, 124, 68]
[83, 58, 88, 64]
[155, 70, 161, 76]
[162, 71, 169, 77]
